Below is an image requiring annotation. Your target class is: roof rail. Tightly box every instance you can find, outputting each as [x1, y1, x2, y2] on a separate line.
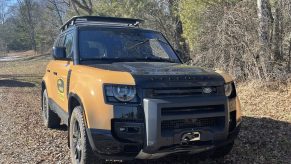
[60, 16, 144, 31]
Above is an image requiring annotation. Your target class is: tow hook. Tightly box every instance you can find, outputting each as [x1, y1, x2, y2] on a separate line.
[181, 132, 201, 145]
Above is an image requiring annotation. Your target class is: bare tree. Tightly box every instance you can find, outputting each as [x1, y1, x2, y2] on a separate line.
[47, 0, 64, 25]
[0, 0, 6, 24]
[168, 0, 190, 61]
[18, 0, 37, 52]
[257, 0, 272, 79]
[70, 0, 93, 15]
[273, 0, 283, 61]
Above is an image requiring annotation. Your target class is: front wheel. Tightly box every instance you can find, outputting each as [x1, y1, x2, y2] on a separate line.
[69, 106, 102, 164]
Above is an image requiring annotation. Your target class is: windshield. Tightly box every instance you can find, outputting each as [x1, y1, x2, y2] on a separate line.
[78, 28, 180, 63]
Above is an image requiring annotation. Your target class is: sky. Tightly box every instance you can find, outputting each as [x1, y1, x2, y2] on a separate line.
[0, 0, 16, 24]
[2, 0, 17, 9]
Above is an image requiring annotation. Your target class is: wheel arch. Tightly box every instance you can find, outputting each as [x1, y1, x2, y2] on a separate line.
[41, 81, 47, 110]
[68, 93, 88, 125]
[68, 92, 90, 148]
[41, 80, 46, 92]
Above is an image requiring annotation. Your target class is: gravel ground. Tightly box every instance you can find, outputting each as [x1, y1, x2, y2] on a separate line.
[0, 56, 290, 164]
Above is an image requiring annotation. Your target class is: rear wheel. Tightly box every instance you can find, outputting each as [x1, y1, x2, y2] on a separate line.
[69, 106, 101, 164]
[42, 89, 61, 128]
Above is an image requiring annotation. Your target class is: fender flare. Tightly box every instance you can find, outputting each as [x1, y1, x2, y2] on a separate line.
[68, 93, 96, 149]
[41, 81, 47, 110]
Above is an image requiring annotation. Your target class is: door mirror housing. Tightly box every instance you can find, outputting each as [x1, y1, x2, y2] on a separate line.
[52, 47, 66, 60]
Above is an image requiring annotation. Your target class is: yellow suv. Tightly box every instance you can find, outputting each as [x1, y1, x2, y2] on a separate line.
[41, 16, 242, 163]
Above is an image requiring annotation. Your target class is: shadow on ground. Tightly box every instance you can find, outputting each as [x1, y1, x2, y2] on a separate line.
[123, 116, 291, 164]
[0, 74, 42, 78]
[0, 79, 36, 87]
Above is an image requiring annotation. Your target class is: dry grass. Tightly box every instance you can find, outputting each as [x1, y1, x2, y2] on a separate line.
[0, 55, 290, 163]
[0, 54, 50, 86]
[1, 50, 36, 57]
[238, 81, 291, 122]
[233, 81, 291, 164]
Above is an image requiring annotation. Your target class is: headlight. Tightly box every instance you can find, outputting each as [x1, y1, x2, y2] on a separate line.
[224, 83, 233, 97]
[104, 85, 137, 103]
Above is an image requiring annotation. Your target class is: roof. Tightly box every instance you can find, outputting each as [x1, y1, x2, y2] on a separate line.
[60, 16, 145, 32]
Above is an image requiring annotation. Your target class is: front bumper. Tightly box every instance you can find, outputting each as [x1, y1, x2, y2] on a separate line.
[136, 125, 240, 159]
[87, 96, 241, 160]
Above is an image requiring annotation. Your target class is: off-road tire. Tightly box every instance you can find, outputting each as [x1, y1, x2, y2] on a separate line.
[211, 141, 234, 159]
[42, 89, 61, 128]
[69, 106, 102, 164]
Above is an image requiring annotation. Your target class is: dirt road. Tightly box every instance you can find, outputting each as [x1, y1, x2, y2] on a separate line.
[0, 55, 290, 164]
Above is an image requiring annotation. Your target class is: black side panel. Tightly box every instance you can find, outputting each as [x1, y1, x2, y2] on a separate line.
[48, 98, 69, 125]
[66, 69, 72, 96]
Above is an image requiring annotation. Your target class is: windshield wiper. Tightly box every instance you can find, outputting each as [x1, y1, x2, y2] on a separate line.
[128, 38, 170, 50]
[80, 57, 123, 61]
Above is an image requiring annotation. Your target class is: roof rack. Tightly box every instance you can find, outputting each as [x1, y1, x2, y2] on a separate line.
[60, 16, 144, 32]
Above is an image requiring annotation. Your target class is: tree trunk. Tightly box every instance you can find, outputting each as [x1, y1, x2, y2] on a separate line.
[288, 39, 291, 73]
[257, 0, 272, 79]
[168, 0, 190, 62]
[71, 1, 80, 15]
[71, 0, 93, 15]
[24, 0, 37, 52]
[50, 0, 64, 25]
[273, 0, 283, 61]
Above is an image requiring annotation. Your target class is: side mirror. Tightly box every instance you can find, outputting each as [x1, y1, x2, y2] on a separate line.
[52, 47, 66, 59]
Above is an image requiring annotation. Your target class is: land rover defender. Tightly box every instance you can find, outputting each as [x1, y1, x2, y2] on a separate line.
[41, 16, 242, 163]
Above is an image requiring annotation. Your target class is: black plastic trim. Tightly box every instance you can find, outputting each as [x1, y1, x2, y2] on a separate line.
[66, 69, 72, 96]
[86, 128, 141, 160]
[85, 124, 241, 160]
[48, 98, 69, 125]
[68, 92, 94, 149]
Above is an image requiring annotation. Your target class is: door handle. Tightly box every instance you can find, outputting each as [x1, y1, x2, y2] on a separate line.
[53, 72, 58, 76]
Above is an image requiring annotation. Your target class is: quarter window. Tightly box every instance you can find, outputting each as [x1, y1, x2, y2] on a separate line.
[64, 33, 74, 58]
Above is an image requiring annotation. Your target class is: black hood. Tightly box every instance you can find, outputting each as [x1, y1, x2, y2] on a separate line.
[88, 62, 225, 88]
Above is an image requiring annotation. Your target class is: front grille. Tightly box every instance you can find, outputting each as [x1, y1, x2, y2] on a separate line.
[151, 87, 217, 97]
[161, 117, 224, 130]
[161, 105, 224, 116]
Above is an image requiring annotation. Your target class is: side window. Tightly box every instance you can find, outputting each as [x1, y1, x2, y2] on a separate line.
[64, 33, 74, 58]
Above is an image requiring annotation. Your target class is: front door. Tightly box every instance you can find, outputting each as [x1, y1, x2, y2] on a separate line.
[53, 61, 72, 112]
[53, 31, 74, 113]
